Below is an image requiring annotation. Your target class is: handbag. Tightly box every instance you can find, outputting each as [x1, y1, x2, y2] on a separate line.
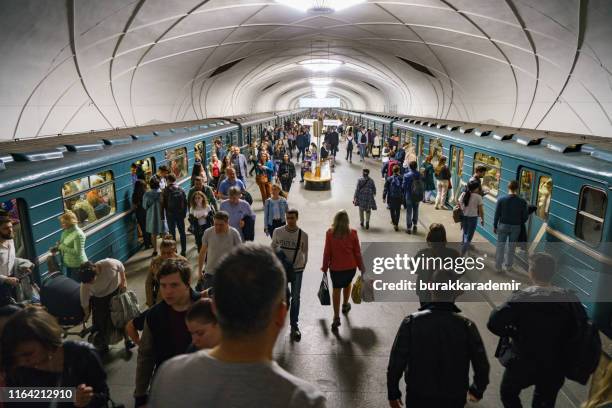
[110, 289, 141, 329]
[318, 272, 331, 306]
[495, 336, 517, 367]
[452, 205, 463, 223]
[351, 275, 362, 304]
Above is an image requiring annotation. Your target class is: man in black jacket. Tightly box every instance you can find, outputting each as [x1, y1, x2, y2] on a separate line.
[387, 281, 490, 408]
[134, 258, 200, 407]
[488, 252, 581, 408]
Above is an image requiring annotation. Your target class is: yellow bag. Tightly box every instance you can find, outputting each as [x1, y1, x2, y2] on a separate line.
[351, 275, 362, 304]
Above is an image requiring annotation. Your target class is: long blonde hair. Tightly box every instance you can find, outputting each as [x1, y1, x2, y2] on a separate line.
[331, 210, 350, 238]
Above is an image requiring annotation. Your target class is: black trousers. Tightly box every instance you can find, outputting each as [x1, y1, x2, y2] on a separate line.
[404, 394, 465, 408]
[91, 287, 120, 348]
[134, 206, 151, 247]
[500, 364, 565, 408]
[388, 196, 402, 226]
[346, 148, 353, 161]
[331, 143, 338, 157]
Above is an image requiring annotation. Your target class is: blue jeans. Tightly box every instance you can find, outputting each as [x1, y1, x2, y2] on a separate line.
[167, 215, 187, 255]
[290, 271, 303, 328]
[405, 197, 419, 229]
[496, 223, 521, 270]
[461, 216, 478, 255]
[297, 147, 306, 161]
[358, 144, 366, 159]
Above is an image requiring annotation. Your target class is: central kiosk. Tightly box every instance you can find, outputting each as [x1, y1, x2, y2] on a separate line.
[303, 117, 333, 190]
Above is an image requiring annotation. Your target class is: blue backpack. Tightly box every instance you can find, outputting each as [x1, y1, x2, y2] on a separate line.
[389, 176, 403, 198]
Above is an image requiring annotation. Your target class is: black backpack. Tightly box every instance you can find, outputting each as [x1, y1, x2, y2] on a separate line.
[410, 175, 425, 202]
[564, 302, 602, 384]
[166, 186, 186, 216]
[389, 176, 403, 198]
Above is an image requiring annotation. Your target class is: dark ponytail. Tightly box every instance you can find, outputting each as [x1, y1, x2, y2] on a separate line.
[463, 180, 480, 207]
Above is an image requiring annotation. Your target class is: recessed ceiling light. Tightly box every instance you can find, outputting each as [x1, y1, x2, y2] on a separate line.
[275, 0, 366, 13]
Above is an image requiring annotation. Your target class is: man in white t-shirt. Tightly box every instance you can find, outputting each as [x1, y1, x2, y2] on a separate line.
[197, 211, 242, 291]
[271, 208, 308, 341]
[150, 243, 326, 408]
[79, 258, 127, 352]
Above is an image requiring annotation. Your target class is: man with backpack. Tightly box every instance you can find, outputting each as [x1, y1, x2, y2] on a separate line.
[384, 152, 399, 179]
[402, 161, 424, 234]
[487, 252, 601, 408]
[358, 127, 368, 161]
[383, 165, 404, 231]
[162, 174, 188, 257]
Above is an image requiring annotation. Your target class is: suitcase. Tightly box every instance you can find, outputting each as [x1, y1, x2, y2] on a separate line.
[40, 272, 84, 327]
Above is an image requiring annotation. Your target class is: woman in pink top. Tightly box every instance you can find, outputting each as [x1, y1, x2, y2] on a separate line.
[321, 210, 365, 331]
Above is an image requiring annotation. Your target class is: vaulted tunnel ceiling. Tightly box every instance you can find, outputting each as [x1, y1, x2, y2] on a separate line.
[1, 0, 611, 140]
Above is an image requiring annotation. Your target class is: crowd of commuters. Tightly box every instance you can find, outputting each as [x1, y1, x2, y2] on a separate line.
[0, 117, 605, 408]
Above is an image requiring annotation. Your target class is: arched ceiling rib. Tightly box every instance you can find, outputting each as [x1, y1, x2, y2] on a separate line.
[0, 0, 611, 141]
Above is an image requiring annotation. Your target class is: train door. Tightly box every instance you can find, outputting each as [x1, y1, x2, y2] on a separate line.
[449, 145, 464, 205]
[518, 167, 553, 245]
[416, 134, 424, 162]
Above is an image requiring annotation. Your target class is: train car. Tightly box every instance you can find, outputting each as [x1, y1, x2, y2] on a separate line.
[335, 109, 612, 338]
[0, 119, 239, 284]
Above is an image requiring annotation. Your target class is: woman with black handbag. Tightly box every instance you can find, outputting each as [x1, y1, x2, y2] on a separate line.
[321, 210, 365, 332]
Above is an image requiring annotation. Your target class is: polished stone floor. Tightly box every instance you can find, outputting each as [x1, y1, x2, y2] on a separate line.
[93, 144, 587, 407]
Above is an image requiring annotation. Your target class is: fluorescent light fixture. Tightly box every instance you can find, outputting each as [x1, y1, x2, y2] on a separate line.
[275, 0, 366, 13]
[313, 86, 329, 98]
[309, 78, 333, 86]
[300, 97, 341, 107]
[299, 59, 343, 72]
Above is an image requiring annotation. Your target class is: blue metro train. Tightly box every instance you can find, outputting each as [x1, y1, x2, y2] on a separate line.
[0, 110, 303, 284]
[335, 109, 612, 338]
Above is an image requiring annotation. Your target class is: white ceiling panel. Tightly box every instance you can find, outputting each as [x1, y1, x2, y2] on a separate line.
[0, 0, 610, 140]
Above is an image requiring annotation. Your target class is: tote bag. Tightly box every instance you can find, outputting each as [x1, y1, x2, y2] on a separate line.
[318, 272, 331, 306]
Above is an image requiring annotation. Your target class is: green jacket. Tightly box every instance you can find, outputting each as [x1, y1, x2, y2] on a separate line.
[59, 226, 87, 268]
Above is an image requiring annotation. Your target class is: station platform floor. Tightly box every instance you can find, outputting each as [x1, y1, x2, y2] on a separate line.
[94, 144, 589, 408]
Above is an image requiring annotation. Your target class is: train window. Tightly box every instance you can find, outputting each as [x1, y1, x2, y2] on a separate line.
[62, 171, 116, 228]
[450, 146, 464, 177]
[518, 168, 535, 202]
[0, 198, 27, 258]
[404, 129, 414, 146]
[195, 142, 206, 164]
[429, 138, 443, 168]
[535, 176, 553, 220]
[576, 186, 607, 244]
[473, 152, 501, 197]
[132, 157, 155, 184]
[165, 147, 188, 180]
[224, 133, 232, 149]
